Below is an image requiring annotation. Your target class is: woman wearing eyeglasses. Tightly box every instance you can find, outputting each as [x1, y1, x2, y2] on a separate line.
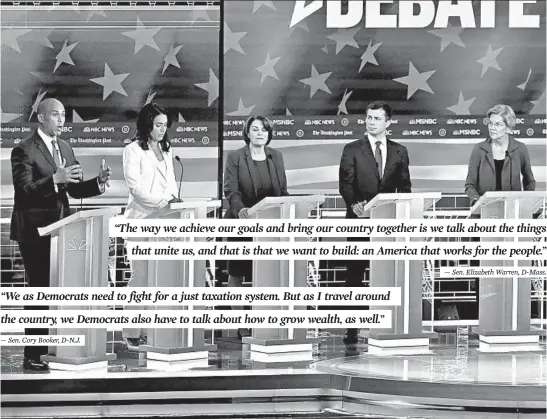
[465, 104, 536, 206]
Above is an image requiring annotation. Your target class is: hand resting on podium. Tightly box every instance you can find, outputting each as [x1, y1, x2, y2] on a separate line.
[352, 200, 368, 218]
[238, 208, 250, 219]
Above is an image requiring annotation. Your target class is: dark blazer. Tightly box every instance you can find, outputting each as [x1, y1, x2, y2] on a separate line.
[465, 136, 536, 204]
[224, 145, 289, 219]
[339, 137, 411, 218]
[10, 130, 103, 242]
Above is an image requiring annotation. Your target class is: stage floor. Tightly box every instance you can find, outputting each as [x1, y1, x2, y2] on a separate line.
[1, 329, 546, 418]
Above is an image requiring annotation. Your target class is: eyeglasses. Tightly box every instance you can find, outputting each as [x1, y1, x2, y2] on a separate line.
[487, 121, 506, 129]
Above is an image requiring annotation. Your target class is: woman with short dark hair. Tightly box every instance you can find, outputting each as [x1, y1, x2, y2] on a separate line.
[223, 115, 289, 338]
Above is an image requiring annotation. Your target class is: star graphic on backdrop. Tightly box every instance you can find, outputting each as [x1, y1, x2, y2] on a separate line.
[326, 27, 360, 55]
[30, 72, 51, 82]
[321, 44, 329, 54]
[54, 40, 78, 73]
[29, 88, 47, 122]
[1, 29, 30, 53]
[359, 40, 382, 72]
[195, 68, 219, 106]
[299, 65, 332, 98]
[393, 62, 436, 99]
[227, 98, 255, 116]
[447, 92, 476, 115]
[530, 90, 546, 114]
[2, 111, 24, 123]
[224, 24, 247, 55]
[253, 1, 277, 13]
[191, 9, 211, 23]
[87, 8, 107, 21]
[145, 90, 156, 105]
[162, 43, 183, 74]
[178, 113, 186, 123]
[73, 110, 99, 123]
[288, 20, 310, 36]
[256, 52, 280, 85]
[428, 25, 465, 52]
[90, 63, 129, 100]
[517, 68, 532, 91]
[28, 29, 54, 49]
[286, 108, 292, 116]
[337, 89, 353, 115]
[477, 45, 503, 78]
[122, 17, 161, 54]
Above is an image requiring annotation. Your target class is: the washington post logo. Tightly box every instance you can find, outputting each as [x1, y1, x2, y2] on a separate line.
[289, 0, 542, 29]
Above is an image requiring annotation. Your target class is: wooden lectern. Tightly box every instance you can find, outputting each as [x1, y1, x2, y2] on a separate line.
[38, 207, 121, 371]
[243, 195, 325, 362]
[363, 193, 441, 355]
[470, 191, 546, 352]
[137, 200, 221, 370]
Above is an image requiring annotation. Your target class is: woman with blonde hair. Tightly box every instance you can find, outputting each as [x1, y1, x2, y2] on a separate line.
[465, 104, 535, 206]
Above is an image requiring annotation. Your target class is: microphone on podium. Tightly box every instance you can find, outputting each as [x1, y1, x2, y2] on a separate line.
[175, 155, 184, 202]
[74, 160, 84, 212]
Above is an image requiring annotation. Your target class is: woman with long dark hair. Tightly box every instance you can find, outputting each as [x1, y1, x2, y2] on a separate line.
[123, 102, 179, 219]
[122, 102, 179, 349]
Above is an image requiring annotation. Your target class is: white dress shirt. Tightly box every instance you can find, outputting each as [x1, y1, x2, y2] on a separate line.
[367, 134, 387, 178]
[37, 127, 62, 164]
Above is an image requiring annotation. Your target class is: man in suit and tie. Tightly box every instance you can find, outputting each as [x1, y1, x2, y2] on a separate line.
[10, 98, 112, 370]
[338, 101, 411, 344]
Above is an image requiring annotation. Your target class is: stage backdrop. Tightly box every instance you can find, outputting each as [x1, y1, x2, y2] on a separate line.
[223, 0, 546, 194]
[1, 5, 219, 202]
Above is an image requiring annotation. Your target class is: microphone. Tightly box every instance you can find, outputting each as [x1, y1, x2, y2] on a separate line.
[74, 160, 84, 212]
[174, 155, 184, 202]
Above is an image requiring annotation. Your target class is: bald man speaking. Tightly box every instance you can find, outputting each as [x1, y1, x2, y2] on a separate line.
[10, 98, 112, 371]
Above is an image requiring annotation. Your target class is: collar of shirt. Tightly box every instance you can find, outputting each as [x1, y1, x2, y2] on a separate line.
[37, 127, 57, 151]
[491, 140, 508, 151]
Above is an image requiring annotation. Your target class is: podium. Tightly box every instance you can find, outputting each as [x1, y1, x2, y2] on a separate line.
[363, 193, 441, 355]
[38, 207, 121, 371]
[470, 191, 546, 352]
[137, 200, 221, 370]
[243, 195, 325, 362]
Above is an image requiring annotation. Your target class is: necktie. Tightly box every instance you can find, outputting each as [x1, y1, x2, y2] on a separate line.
[375, 140, 383, 178]
[51, 139, 61, 168]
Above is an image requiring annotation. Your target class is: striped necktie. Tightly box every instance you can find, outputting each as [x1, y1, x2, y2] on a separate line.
[374, 140, 383, 178]
[51, 139, 61, 168]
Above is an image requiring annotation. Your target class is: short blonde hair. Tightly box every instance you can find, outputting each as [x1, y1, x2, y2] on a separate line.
[487, 104, 516, 129]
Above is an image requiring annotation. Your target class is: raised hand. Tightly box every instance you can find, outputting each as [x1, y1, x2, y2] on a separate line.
[53, 158, 82, 184]
[98, 158, 112, 186]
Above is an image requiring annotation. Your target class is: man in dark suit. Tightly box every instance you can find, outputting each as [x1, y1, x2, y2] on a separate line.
[11, 98, 112, 370]
[338, 101, 411, 344]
